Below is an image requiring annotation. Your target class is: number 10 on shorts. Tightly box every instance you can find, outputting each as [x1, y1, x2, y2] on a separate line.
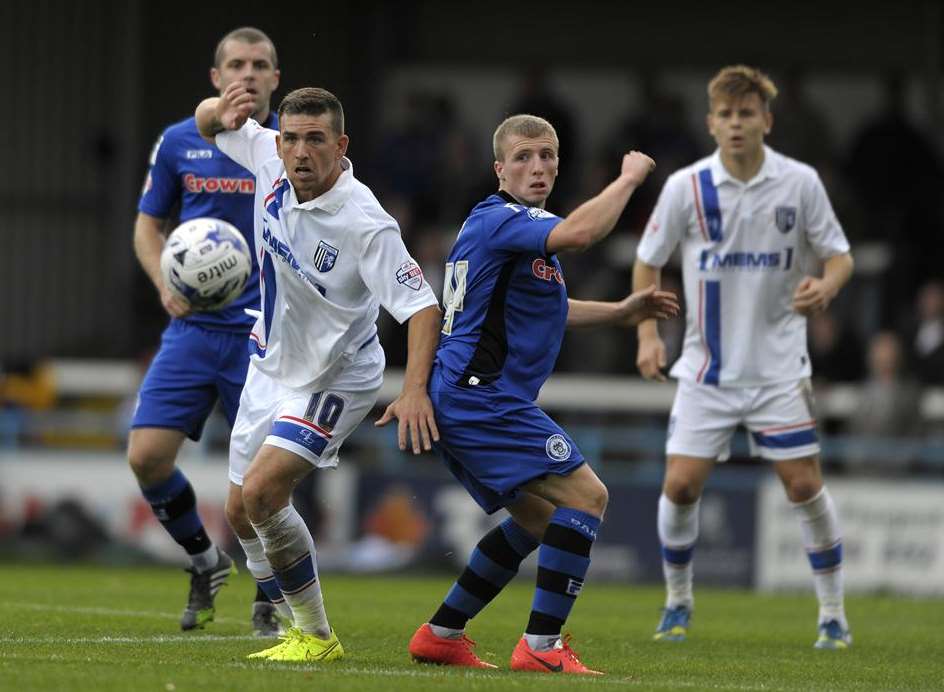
[303, 391, 346, 432]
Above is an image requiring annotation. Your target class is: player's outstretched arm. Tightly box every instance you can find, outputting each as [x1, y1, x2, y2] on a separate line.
[545, 151, 655, 254]
[792, 252, 854, 315]
[195, 83, 256, 143]
[133, 211, 190, 318]
[633, 258, 668, 381]
[375, 304, 442, 454]
[566, 285, 679, 328]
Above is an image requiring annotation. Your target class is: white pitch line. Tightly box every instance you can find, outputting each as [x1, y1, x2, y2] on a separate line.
[0, 649, 795, 690]
[223, 661, 787, 690]
[0, 601, 240, 625]
[0, 635, 262, 644]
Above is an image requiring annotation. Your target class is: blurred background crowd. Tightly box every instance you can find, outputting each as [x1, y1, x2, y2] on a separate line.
[2, 0, 943, 476]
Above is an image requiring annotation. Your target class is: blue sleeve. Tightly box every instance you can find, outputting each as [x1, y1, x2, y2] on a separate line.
[486, 206, 562, 256]
[138, 129, 179, 218]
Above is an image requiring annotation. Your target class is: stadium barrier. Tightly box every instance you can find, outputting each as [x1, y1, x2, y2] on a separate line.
[2, 451, 941, 595]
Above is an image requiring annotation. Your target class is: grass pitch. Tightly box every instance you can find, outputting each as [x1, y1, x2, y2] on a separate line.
[0, 564, 940, 691]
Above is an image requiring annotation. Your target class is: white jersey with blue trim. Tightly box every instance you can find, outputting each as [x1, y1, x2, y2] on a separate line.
[637, 145, 850, 387]
[215, 119, 439, 391]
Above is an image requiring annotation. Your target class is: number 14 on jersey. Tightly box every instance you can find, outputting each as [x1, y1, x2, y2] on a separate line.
[441, 260, 468, 335]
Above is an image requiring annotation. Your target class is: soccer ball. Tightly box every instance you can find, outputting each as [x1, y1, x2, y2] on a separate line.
[160, 217, 253, 311]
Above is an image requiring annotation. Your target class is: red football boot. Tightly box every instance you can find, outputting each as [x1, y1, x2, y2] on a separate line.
[509, 634, 603, 675]
[408, 624, 497, 669]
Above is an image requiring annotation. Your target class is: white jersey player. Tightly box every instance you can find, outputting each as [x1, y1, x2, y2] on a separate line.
[197, 85, 441, 663]
[633, 66, 855, 649]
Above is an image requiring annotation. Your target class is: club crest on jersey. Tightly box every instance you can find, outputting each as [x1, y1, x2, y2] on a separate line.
[775, 206, 797, 233]
[314, 241, 339, 272]
[527, 207, 556, 220]
[396, 261, 424, 290]
[545, 434, 572, 462]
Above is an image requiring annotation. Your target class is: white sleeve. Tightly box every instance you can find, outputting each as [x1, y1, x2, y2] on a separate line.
[802, 171, 850, 259]
[214, 119, 278, 174]
[359, 228, 440, 324]
[636, 173, 687, 267]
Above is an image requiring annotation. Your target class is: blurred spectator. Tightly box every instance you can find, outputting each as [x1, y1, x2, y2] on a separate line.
[432, 95, 482, 222]
[766, 67, 835, 171]
[844, 75, 944, 325]
[596, 73, 701, 234]
[904, 280, 944, 385]
[0, 361, 56, 411]
[413, 231, 449, 302]
[347, 484, 429, 572]
[845, 331, 923, 473]
[507, 67, 580, 212]
[807, 312, 865, 384]
[373, 90, 449, 226]
[845, 74, 941, 236]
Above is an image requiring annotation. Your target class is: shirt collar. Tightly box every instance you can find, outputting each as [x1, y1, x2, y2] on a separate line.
[709, 145, 780, 187]
[286, 157, 354, 215]
[262, 111, 279, 130]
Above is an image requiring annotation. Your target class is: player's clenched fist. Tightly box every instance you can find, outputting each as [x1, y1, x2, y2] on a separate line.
[636, 334, 668, 382]
[217, 82, 255, 131]
[621, 151, 656, 187]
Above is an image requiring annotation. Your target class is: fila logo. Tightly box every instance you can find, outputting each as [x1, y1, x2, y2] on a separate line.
[566, 577, 584, 596]
[532, 258, 564, 284]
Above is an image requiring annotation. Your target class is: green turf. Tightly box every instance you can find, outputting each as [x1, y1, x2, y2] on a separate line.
[0, 564, 941, 691]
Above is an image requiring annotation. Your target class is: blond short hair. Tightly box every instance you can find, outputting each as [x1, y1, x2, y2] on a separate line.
[492, 114, 558, 161]
[707, 65, 778, 109]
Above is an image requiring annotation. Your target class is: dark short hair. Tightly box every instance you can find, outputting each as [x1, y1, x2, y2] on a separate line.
[214, 27, 278, 69]
[278, 88, 345, 136]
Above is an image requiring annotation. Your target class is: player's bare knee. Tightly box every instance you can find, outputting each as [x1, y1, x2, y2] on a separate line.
[591, 481, 609, 516]
[785, 476, 821, 504]
[225, 493, 253, 535]
[569, 479, 608, 517]
[241, 472, 274, 524]
[127, 446, 174, 487]
[663, 476, 701, 505]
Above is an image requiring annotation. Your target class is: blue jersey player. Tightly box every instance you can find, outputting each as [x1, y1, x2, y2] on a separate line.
[128, 27, 281, 634]
[408, 115, 679, 675]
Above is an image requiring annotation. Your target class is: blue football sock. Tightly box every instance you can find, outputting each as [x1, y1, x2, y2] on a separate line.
[527, 507, 600, 637]
[141, 468, 213, 563]
[430, 518, 539, 630]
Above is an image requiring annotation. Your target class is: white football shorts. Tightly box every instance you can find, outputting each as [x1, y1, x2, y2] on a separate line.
[665, 377, 820, 462]
[229, 362, 381, 485]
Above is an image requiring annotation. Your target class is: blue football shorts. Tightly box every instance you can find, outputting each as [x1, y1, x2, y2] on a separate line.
[131, 319, 250, 439]
[429, 372, 584, 514]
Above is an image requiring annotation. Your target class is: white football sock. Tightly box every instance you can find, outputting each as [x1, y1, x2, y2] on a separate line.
[792, 487, 847, 628]
[252, 504, 330, 638]
[238, 535, 293, 621]
[658, 494, 699, 609]
[524, 633, 561, 652]
[428, 624, 463, 639]
[190, 544, 220, 574]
